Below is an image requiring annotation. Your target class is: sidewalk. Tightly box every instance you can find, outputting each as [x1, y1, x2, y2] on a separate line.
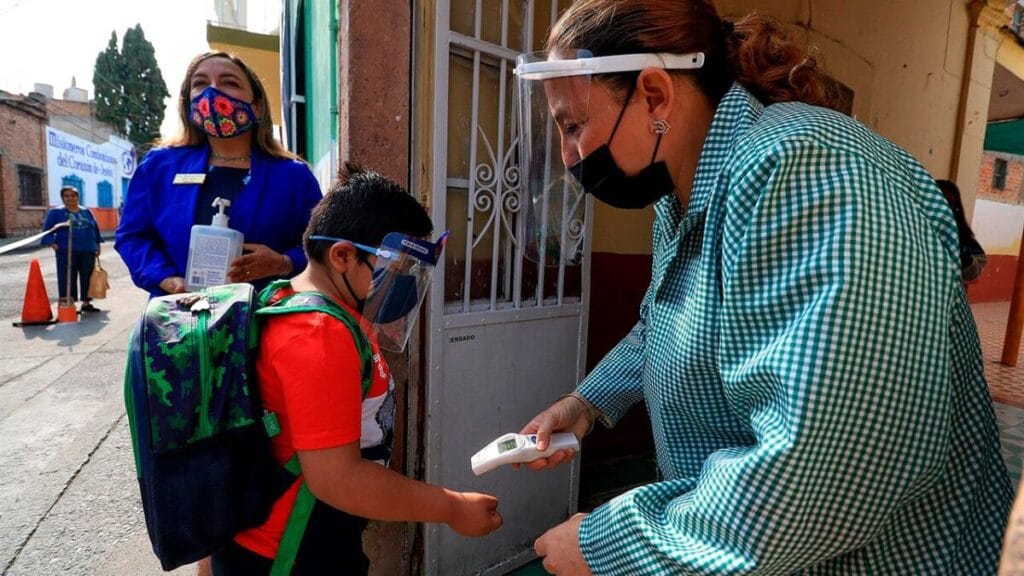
[0, 270, 186, 575]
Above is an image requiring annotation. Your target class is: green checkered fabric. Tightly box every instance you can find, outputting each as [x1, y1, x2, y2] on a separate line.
[576, 84, 1013, 575]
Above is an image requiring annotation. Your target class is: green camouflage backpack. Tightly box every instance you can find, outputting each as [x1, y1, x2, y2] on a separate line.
[125, 281, 372, 573]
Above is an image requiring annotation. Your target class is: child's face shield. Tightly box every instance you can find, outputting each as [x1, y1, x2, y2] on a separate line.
[362, 231, 449, 352]
[513, 50, 705, 266]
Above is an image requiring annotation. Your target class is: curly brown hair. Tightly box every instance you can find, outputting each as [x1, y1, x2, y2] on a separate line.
[547, 0, 837, 108]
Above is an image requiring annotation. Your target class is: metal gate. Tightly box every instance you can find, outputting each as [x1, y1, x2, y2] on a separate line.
[423, 0, 588, 574]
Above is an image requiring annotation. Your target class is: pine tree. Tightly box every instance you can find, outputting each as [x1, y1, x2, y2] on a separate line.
[121, 24, 169, 155]
[91, 24, 169, 156]
[93, 32, 124, 133]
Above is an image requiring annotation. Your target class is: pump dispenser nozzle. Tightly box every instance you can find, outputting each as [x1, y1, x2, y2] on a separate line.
[211, 197, 231, 228]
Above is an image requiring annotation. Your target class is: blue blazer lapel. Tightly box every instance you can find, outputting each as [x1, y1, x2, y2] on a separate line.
[230, 149, 267, 238]
[169, 146, 210, 238]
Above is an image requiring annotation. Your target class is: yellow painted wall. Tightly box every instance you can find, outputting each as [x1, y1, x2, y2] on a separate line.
[208, 42, 282, 127]
[593, 0, 989, 255]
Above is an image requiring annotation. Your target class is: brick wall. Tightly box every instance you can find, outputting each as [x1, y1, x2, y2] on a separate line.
[977, 152, 1024, 205]
[0, 96, 48, 237]
[972, 151, 1024, 304]
[49, 100, 91, 118]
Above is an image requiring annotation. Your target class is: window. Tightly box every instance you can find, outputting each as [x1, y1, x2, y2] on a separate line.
[17, 165, 44, 207]
[993, 158, 1008, 190]
[97, 181, 113, 208]
[282, 0, 308, 158]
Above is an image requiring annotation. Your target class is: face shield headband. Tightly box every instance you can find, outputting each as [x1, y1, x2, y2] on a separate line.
[513, 51, 704, 264]
[310, 231, 449, 351]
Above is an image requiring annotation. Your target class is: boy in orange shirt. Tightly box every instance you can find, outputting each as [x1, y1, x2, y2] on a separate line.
[211, 165, 501, 575]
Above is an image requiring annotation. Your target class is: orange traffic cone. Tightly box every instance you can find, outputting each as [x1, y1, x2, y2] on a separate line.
[12, 258, 56, 327]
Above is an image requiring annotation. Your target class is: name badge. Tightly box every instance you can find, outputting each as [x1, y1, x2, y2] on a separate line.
[173, 173, 206, 185]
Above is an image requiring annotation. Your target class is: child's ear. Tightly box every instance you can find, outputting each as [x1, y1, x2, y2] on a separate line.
[327, 243, 359, 273]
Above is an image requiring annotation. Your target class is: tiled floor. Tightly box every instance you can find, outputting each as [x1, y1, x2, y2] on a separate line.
[976, 302, 1024, 407]
[976, 302, 1024, 488]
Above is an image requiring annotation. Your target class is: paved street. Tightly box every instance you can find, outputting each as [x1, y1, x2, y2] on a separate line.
[0, 245, 190, 576]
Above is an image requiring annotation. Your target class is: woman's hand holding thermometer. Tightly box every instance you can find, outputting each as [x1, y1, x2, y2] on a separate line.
[471, 432, 580, 475]
[504, 392, 597, 472]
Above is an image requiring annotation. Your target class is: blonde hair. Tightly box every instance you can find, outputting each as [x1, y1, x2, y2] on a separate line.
[548, 0, 836, 108]
[159, 51, 299, 161]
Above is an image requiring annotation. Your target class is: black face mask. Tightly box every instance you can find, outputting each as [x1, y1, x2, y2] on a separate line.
[341, 258, 373, 313]
[567, 86, 675, 210]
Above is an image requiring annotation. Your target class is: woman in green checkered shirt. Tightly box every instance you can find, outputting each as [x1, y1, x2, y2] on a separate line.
[513, 1, 1013, 574]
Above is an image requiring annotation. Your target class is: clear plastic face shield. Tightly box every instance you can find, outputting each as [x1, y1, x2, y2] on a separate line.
[312, 231, 449, 352]
[513, 50, 705, 265]
[363, 232, 448, 351]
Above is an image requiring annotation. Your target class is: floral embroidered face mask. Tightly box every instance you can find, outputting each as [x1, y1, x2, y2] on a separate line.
[189, 86, 257, 138]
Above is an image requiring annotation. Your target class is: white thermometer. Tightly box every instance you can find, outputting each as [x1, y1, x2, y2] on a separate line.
[471, 432, 580, 476]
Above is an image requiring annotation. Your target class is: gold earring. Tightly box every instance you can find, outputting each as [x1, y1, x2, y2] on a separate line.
[650, 118, 671, 135]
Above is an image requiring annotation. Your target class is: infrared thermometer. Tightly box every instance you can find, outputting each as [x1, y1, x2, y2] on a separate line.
[471, 432, 580, 476]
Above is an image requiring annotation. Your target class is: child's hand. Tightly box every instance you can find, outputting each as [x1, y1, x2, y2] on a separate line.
[448, 491, 503, 536]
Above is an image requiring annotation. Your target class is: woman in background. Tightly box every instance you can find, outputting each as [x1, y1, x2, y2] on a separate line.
[41, 185, 103, 312]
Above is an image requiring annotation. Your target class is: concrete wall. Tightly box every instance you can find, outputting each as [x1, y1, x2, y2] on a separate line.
[0, 98, 48, 236]
[337, 3, 415, 574]
[734, 0, 966, 177]
[591, 0, 983, 255]
[971, 198, 1024, 301]
[338, 1, 412, 185]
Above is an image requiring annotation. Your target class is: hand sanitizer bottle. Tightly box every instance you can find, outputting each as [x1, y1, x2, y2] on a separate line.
[185, 197, 244, 291]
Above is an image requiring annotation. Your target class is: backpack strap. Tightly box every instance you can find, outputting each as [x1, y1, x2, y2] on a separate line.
[255, 285, 374, 398]
[256, 282, 375, 575]
[270, 455, 312, 576]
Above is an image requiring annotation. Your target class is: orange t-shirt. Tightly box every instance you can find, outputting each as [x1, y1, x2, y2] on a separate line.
[234, 292, 392, 559]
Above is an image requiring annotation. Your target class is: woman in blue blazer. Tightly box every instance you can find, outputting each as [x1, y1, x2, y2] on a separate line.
[116, 51, 322, 297]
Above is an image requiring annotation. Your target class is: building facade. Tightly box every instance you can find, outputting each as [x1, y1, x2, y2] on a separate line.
[0, 91, 48, 237]
[0, 87, 132, 237]
[971, 117, 1024, 301]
